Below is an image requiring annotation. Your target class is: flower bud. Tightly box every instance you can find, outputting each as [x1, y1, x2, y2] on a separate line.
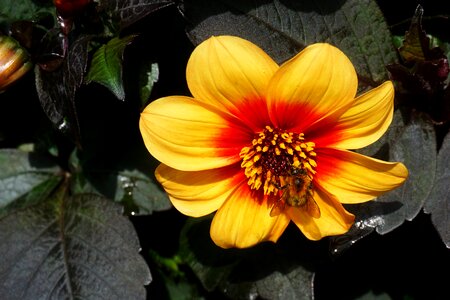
[53, 0, 91, 18]
[0, 35, 32, 92]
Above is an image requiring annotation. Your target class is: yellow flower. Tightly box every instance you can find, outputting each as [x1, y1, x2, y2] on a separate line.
[139, 36, 408, 249]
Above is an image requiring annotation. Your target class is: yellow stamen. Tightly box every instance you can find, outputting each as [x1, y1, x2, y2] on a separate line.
[239, 126, 317, 197]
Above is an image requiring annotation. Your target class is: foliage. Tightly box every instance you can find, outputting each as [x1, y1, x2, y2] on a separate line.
[0, 0, 449, 299]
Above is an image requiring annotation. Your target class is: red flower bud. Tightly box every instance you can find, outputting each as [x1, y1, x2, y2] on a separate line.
[53, 0, 91, 18]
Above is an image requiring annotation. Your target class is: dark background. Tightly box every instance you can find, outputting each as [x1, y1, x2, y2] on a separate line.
[1, 0, 449, 299]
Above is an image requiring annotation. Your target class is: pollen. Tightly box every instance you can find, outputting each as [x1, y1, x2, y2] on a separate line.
[239, 126, 317, 197]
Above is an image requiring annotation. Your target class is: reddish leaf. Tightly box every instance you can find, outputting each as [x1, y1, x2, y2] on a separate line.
[99, 0, 174, 30]
[35, 35, 90, 147]
[387, 5, 450, 123]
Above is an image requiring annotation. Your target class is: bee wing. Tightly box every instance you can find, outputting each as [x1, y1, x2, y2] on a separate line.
[306, 198, 321, 218]
[270, 200, 286, 217]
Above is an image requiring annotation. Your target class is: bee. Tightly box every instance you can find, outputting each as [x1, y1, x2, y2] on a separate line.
[269, 167, 321, 218]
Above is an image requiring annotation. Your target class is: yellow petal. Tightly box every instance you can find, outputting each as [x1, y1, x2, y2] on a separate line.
[187, 35, 278, 129]
[288, 188, 354, 240]
[315, 148, 408, 204]
[210, 183, 290, 249]
[140, 96, 251, 171]
[267, 43, 358, 130]
[156, 164, 243, 217]
[314, 81, 395, 149]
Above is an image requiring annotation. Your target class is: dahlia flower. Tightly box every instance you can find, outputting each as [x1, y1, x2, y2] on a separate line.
[140, 36, 408, 249]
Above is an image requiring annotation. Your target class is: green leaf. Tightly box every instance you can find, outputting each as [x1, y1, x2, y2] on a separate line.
[424, 131, 450, 248]
[0, 0, 54, 24]
[139, 62, 159, 107]
[155, 270, 204, 300]
[179, 217, 314, 299]
[0, 149, 61, 209]
[86, 35, 136, 101]
[148, 250, 204, 299]
[0, 192, 151, 299]
[181, 0, 397, 88]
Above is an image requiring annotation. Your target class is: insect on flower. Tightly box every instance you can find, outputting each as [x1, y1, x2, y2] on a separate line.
[270, 165, 321, 218]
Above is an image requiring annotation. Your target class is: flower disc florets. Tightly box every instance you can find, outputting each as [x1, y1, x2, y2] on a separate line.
[240, 125, 317, 198]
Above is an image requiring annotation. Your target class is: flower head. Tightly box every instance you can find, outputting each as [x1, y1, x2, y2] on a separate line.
[139, 36, 408, 249]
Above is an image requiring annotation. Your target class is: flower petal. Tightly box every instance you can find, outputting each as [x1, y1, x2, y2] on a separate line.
[210, 183, 290, 249]
[288, 187, 354, 240]
[315, 148, 408, 204]
[187, 35, 278, 130]
[267, 43, 358, 130]
[156, 163, 243, 217]
[140, 96, 251, 171]
[312, 81, 395, 149]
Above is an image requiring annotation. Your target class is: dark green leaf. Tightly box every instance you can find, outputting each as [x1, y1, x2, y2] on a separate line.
[349, 112, 437, 239]
[223, 260, 314, 300]
[332, 111, 437, 253]
[424, 131, 450, 248]
[329, 216, 380, 255]
[86, 35, 136, 101]
[116, 169, 171, 215]
[156, 271, 204, 300]
[356, 109, 407, 158]
[179, 217, 238, 292]
[35, 35, 91, 146]
[330, 110, 404, 253]
[149, 250, 204, 299]
[99, 0, 174, 30]
[181, 0, 397, 87]
[0, 192, 151, 299]
[0, 0, 54, 24]
[375, 113, 436, 234]
[70, 148, 171, 215]
[355, 290, 392, 299]
[0, 149, 61, 209]
[2, 175, 63, 218]
[179, 217, 314, 300]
